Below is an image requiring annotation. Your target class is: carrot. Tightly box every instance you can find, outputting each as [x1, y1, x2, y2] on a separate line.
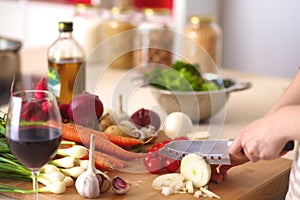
[94, 150, 128, 168]
[103, 134, 144, 147]
[73, 124, 144, 147]
[62, 123, 144, 160]
[81, 150, 128, 169]
[93, 156, 113, 170]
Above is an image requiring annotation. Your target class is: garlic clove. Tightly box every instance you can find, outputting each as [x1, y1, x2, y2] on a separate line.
[95, 169, 111, 193]
[112, 176, 131, 195]
[99, 174, 111, 193]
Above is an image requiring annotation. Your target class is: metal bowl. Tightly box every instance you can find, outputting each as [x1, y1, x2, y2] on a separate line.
[146, 73, 251, 121]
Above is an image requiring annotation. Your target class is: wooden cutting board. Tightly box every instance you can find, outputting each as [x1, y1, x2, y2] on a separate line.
[0, 157, 292, 200]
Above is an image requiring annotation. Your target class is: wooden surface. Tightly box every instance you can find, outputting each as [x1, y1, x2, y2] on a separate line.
[0, 158, 292, 200]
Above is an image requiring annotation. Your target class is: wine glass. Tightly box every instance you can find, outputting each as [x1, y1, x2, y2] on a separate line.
[5, 90, 62, 199]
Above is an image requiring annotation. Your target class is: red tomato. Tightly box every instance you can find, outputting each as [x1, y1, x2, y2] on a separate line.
[143, 152, 157, 165]
[162, 139, 172, 144]
[164, 158, 180, 173]
[175, 136, 189, 140]
[147, 147, 158, 153]
[144, 157, 162, 174]
[158, 149, 168, 161]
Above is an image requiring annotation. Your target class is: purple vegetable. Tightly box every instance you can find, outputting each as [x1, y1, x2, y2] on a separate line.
[67, 92, 104, 129]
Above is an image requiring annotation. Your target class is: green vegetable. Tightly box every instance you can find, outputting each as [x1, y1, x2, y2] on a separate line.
[144, 61, 230, 92]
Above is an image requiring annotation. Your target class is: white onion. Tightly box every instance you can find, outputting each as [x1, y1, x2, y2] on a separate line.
[163, 112, 193, 139]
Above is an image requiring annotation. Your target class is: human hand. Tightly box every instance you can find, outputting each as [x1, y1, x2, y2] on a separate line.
[210, 154, 249, 184]
[229, 110, 290, 162]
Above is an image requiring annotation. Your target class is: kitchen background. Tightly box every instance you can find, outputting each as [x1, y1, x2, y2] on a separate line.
[0, 0, 300, 78]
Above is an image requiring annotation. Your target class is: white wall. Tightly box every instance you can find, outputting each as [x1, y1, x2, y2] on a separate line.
[1, 0, 299, 78]
[0, 1, 74, 48]
[220, 0, 300, 78]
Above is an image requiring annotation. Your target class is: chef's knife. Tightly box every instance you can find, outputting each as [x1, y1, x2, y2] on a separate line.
[160, 139, 294, 165]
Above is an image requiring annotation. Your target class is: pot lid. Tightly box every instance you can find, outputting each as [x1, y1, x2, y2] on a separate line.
[0, 37, 22, 52]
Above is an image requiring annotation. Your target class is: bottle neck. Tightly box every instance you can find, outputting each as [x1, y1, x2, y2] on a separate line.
[59, 31, 73, 39]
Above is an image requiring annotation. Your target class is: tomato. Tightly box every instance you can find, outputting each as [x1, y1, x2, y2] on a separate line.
[143, 152, 157, 165]
[175, 136, 189, 140]
[157, 149, 168, 161]
[164, 158, 180, 173]
[144, 157, 162, 174]
[162, 139, 172, 144]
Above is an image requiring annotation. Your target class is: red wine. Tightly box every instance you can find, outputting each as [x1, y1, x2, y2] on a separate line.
[7, 126, 61, 170]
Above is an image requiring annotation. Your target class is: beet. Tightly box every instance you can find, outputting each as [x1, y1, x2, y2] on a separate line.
[34, 77, 48, 100]
[20, 101, 41, 120]
[130, 108, 161, 131]
[67, 92, 104, 129]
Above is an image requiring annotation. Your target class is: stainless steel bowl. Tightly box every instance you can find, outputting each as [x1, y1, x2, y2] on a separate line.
[146, 74, 251, 121]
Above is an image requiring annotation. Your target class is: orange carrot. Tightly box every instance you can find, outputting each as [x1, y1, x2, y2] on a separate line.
[74, 124, 144, 147]
[62, 123, 144, 160]
[103, 134, 144, 147]
[81, 150, 128, 169]
[94, 150, 128, 168]
[93, 156, 113, 170]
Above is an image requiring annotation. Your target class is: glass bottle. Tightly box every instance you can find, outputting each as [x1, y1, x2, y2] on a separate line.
[47, 21, 86, 104]
[183, 15, 222, 73]
[72, 4, 110, 63]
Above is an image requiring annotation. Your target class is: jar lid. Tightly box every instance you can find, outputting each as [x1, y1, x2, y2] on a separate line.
[189, 15, 216, 24]
[143, 8, 171, 16]
[58, 22, 73, 32]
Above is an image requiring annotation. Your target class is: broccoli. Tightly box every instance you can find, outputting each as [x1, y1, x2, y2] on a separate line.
[144, 61, 223, 92]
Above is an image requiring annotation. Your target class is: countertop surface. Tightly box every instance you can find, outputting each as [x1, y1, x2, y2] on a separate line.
[0, 47, 296, 199]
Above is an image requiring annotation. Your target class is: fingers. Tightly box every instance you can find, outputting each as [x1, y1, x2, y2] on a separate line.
[210, 165, 230, 184]
[229, 133, 244, 158]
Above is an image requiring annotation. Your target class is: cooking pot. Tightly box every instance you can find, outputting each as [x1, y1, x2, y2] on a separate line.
[0, 36, 22, 104]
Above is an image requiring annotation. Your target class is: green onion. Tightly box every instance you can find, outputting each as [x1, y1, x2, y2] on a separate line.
[0, 185, 33, 194]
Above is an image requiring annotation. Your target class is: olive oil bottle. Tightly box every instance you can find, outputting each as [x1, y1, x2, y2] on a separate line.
[48, 22, 86, 104]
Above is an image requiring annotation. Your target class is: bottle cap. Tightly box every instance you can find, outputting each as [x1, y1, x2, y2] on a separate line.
[189, 15, 216, 24]
[58, 22, 73, 32]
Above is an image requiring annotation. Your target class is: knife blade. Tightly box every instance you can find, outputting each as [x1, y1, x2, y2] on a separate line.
[160, 139, 294, 165]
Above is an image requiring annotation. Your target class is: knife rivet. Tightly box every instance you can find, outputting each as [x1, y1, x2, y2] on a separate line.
[211, 156, 214, 160]
[218, 156, 222, 160]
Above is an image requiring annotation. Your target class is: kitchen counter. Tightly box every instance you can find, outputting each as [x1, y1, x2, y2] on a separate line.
[0, 47, 295, 199]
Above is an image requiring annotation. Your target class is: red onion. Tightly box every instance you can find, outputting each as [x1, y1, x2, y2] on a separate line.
[67, 92, 103, 129]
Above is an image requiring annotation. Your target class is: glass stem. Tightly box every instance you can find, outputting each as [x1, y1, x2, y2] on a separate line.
[31, 170, 39, 200]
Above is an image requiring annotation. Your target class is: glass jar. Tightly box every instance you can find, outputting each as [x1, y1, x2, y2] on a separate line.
[183, 15, 222, 73]
[133, 8, 174, 71]
[101, 7, 137, 69]
[72, 4, 110, 63]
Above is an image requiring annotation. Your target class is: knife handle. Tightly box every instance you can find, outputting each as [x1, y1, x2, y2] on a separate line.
[282, 140, 294, 152]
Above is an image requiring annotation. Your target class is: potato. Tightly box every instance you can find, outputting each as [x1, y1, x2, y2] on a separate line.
[104, 125, 129, 137]
[99, 114, 116, 131]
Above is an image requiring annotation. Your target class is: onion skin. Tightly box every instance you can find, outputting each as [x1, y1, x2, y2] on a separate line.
[67, 92, 104, 128]
[112, 176, 131, 195]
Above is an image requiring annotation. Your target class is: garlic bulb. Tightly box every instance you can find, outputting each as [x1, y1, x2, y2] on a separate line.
[113, 94, 129, 123]
[75, 134, 102, 198]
